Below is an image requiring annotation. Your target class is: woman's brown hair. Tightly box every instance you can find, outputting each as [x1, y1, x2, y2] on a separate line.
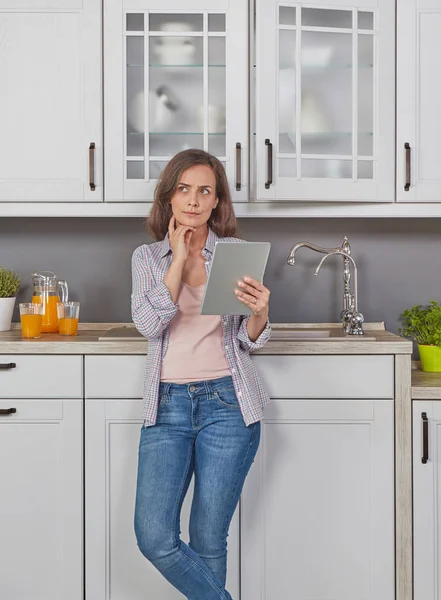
[147, 149, 238, 240]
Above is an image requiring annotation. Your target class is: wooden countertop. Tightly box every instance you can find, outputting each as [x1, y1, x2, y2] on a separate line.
[0, 322, 412, 355]
[412, 363, 441, 399]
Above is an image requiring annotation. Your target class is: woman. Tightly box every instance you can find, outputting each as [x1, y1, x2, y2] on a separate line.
[132, 148, 271, 600]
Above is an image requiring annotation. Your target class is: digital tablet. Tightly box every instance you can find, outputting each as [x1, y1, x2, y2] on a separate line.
[200, 241, 271, 316]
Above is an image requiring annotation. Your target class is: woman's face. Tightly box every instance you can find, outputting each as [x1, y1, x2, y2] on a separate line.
[170, 164, 219, 229]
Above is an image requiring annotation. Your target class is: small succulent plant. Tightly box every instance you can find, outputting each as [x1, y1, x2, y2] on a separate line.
[0, 267, 21, 298]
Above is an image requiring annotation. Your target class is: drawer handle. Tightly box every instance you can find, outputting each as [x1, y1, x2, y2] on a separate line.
[0, 408, 17, 415]
[235, 142, 242, 191]
[422, 412, 429, 464]
[404, 142, 411, 191]
[265, 138, 273, 189]
[89, 142, 96, 191]
[0, 363, 16, 370]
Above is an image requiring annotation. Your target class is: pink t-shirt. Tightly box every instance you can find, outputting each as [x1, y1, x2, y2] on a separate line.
[160, 281, 231, 383]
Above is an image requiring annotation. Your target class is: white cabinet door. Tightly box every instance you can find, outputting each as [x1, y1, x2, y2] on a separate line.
[86, 398, 240, 599]
[256, 0, 395, 202]
[241, 398, 394, 600]
[397, 1, 441, 202]
[104, 0, 248, 203]
[0, 398, 83, 600]
[413, 402, 441, 600]
[0, 1, 102, 202]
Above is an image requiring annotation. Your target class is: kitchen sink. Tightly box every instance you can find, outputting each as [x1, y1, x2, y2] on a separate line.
[98, 326, 376, 342]
[271, 329, 332, 340]
[98, 327, 144, 340]
[270, 329, 376, 341]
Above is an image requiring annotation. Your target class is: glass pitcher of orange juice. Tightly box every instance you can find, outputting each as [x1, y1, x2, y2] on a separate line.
[32, 271, 69, 333]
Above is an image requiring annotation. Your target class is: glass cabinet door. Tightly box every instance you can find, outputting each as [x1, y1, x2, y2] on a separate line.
[105, 1, 248, 203]
[256, 1, 395, 202]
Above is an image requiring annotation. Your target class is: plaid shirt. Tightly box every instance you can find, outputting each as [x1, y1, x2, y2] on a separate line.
[131, 227, 272, 427]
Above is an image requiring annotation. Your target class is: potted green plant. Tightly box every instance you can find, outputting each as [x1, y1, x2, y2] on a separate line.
[0, 267, 20, 332]
[399, 300, 441, 372]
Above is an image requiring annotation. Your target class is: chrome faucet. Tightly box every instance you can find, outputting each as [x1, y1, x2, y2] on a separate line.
[286, 237, 364, 336]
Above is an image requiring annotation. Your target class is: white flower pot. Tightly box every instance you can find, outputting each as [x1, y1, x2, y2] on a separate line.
[0, 297, 16, 331]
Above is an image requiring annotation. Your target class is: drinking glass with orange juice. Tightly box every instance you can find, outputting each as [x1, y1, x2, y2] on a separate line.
[32, 271, 68, 333]
[19, 303, 43, 339]
[57, 302, 80, 336]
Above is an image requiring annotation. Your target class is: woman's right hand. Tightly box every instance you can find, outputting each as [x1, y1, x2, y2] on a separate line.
[168, 215, 195, 264]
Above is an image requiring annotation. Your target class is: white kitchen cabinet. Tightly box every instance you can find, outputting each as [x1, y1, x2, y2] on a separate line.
[85, 399, 240, 600]
[0, 398, 83, 600]
[255, 0, 395, 202]
[397, 0, 441, 203]
[3, 0, 441, 216]
[241, 397, 395, 600]
[413, 401, 441, 600]
[84, 356, 240, 600]
[104, 0, 248, 203]
[244, 353, 396, 600]
[85, 353, 395, 600]
[0, 347, 403, 600]
[0, 1, 102, 202]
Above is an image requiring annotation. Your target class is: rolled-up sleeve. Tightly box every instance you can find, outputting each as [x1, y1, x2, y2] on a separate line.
[237, 316, 272, 352]
[131, 245, 178, 339]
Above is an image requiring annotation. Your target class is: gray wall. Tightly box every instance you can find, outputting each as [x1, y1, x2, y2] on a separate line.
[1, 217, 440, 344]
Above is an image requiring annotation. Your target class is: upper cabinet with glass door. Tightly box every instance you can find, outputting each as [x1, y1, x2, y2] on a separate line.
[104, 0, 248, 203]
[255, 1, 395, 202]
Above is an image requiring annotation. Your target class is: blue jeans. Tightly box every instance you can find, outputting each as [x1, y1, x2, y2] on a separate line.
[134, 375, 261, 600]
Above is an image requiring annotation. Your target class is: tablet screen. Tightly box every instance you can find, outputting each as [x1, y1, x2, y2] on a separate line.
[200, 241, 271, 315]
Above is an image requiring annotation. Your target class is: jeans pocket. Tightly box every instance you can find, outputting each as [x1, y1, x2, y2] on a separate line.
[158, 390, 169, 408]
[213, 387, 241, 410]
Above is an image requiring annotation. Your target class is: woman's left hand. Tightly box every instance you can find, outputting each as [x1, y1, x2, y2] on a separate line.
[235, 277, 270, 317]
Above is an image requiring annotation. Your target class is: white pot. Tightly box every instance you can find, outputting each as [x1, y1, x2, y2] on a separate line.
[0, 297, 16, 331]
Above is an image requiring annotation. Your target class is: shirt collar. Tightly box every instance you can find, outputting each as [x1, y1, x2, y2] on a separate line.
[160, 226, 218, 258]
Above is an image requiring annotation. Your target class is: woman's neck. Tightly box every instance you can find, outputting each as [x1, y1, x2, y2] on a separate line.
[188, 224, 209, 255]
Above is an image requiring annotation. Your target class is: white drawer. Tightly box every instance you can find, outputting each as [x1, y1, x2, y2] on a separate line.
[0, 399, 64, 420]
[0, 355, 82, 398]
[251, 355, 394, 399]
[85, 355, 145, 398]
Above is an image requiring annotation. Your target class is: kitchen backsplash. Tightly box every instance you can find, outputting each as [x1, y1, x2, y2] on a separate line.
[1, 217, 440, 345]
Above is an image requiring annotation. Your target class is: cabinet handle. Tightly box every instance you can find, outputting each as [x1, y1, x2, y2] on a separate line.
[0, 408, 17, 415]
[0, 363, 16, 370]
[422, 412, 429, 464]
[235, 143, 242, 191]
[265, 139, 273, 189]
[404, 142, 411, 191]
[89, 142, 96, 191]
